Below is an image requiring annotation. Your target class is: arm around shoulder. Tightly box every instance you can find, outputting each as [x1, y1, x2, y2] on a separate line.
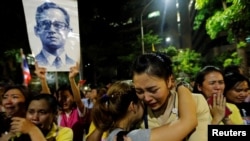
[150, 85, 197, 141]
[188, 94, 210, 141]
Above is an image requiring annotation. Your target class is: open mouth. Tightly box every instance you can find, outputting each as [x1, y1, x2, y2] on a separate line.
[148, 103, 157, 108]
[31, 121, 41, 125]
[237, 98, 246, 102]
[4, 106, 15, 111]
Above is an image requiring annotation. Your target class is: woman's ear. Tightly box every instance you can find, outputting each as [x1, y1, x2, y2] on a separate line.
[197, 84, 202, 91]
[128, 102, 136, 114]
[166, 76, 172, 89]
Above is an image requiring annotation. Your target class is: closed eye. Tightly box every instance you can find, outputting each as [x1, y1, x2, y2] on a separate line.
[135, 89, 144, 95]
[146, 88, 158, 94]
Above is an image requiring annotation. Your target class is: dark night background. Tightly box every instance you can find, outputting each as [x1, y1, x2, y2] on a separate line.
[1, 0, 249, 88]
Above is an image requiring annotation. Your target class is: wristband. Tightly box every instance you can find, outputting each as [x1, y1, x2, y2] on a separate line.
[176, 81, 185, 91]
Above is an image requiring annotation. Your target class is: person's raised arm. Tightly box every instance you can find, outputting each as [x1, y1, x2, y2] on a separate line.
[69, 63, 86, 116]
[34, 62, 51, 94]
[150, 85, 197, 141]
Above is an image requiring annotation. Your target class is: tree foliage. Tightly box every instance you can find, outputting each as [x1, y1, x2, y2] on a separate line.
[160, 46, 179, 57]
[171, 48, 202, 82]
[223, 51, 241, 67]
[4, 49, 22, 63]
[194, 0, 250, 44]
[142, 31, 202, 82]
[143, 30, 163, 53]
[194, 0, 249, 76]
[210, 50, 241, 67]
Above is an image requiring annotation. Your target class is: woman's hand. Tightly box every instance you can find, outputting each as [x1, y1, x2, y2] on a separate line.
[10, 117, 47, 141]
[34, 62, 47, 80]
[69, 62, 79, 79]
[10, 117, 37, 134]
[0, 132, 15, 141]
[209, 94, 226, 124]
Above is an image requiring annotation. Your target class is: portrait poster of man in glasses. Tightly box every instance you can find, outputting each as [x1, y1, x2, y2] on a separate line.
[22, 0, 80, 72]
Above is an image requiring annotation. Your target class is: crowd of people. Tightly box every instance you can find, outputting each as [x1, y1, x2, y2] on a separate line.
[0, 52, 250, 141]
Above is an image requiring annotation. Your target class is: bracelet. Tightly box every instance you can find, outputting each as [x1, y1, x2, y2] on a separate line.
[222, 117, 230, 122]
[176, 81, 193, 92]
[176, 81, 185, 91]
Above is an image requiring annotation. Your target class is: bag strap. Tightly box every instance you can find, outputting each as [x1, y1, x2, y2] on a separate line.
[116, 131, 129, 141]
[143, 104, 148, 129]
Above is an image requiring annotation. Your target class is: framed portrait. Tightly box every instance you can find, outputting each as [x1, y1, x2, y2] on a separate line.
[22, 0, 80, 72]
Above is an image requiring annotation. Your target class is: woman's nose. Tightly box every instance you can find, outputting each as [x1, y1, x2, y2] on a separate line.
[240, 91, 248, 97]
[31, 113, 39, 120]
[214, 83, 223, 90]
[143, 93, 153, 102]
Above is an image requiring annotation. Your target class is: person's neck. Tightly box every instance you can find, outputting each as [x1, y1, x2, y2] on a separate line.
[116, 119, 131, 131]
[43, 46, 64, 56]
[64, 108, 73, 114]
[40, 125, 52, 136]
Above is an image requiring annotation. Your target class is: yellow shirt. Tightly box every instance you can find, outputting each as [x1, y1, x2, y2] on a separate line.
[226, 103, 244, 124]
[141, 92, 210, 141]
[47, 123, 73, 141]
[85, 121, 108, 141]
[11, 123, 73, 141]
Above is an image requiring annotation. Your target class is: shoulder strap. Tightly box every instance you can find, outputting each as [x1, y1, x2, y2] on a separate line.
[143, 103, 148, 129]
[116, 131, 129, 141]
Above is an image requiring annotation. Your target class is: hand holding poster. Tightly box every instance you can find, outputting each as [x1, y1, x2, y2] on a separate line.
[22, 0, 80, 72]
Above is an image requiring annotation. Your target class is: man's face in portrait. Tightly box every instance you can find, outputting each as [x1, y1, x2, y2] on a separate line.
[35, 8, 71, 51]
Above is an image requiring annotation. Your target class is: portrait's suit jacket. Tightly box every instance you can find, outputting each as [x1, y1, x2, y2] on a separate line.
[35, 51, 75, 67]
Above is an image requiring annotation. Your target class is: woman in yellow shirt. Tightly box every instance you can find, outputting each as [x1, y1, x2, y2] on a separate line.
[224, 72, 249, 124]
[8, 94, 73, 141]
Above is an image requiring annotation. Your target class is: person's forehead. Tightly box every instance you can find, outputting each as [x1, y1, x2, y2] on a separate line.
[235, 81, 249, 88]
[4, 89, 24, 96]
[29, 99, 49, 110]
[204, 72, 223, 81]
[86, 91, 91, 94]
[38, 8, 66, 22]
[59, 90, 71, 95]
[133, 73, 166, 88]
